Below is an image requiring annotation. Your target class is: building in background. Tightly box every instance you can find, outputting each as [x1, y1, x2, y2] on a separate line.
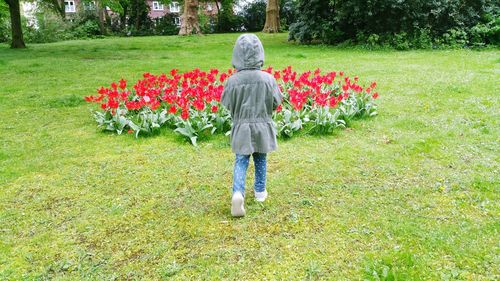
[67, 1, 217, 26]
[21, 1, 38, 28]
[22, 0, 219, 29]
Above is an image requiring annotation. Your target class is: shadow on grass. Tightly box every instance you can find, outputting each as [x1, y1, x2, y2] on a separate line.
[45, 94, 87, 108]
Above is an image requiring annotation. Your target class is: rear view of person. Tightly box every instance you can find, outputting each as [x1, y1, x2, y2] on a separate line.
[221, 34, 283, 217]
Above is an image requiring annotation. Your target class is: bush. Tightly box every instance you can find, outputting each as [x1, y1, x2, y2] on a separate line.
[414, 28, 433, 49]
[72, 20, 101, 38]
[279, 0, 298, 31]
[441, 28, 469, 48]
[22, 12, 104, 44]
[393, 32, 410, 50]
[288, 0, 338, 44]
[23, 15, 74, 43]
[199, 12, 215, 34]
[289, 0, 500, 48]
[215, 12, 243, 33]
[153, 15, 180, 35]
[0, 18, 10, 43]
[0, 1, 9, 43]
[469, 17, 500, 46]
[71, 9, 102, 38]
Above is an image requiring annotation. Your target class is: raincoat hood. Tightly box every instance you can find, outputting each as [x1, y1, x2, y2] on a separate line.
[231, 34, 265, 71]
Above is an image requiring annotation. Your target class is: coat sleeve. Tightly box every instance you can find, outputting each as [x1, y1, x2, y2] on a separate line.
[272, 79, 283, 110]
[221, 84, 232, 111]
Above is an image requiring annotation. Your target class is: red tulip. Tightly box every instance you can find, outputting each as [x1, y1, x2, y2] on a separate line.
[168, 105, 177, 114]
[119, 79, 127, 90]
[181, 109, 189, 120]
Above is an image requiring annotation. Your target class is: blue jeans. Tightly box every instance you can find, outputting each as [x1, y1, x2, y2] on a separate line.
[233, 153, 267, 196]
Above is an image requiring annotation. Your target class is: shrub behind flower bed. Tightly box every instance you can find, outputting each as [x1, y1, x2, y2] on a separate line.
[85, 66, 379, 145]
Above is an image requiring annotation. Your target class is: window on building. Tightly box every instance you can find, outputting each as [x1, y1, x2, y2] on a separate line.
[169, 2, 180, 13]
[64, 0, 75, 13]
[174, 16, 181, 26]
[152, 1, 164, 11]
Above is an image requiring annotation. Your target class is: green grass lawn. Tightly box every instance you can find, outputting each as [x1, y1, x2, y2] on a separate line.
[0, 33, 498, 280]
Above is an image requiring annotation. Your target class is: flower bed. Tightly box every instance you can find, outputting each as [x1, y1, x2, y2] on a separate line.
[85, 66, 379, 145]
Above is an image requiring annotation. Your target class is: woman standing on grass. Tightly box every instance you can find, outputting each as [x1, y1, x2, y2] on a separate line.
[221, 34, 283, 217]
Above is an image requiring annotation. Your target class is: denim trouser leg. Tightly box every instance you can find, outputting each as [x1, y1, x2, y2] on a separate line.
[233, 154, 250, 195]
[253, 153, 267, 193]
[232, 153, 267, 196]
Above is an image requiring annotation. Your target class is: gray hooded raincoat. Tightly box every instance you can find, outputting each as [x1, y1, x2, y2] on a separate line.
[221, 34, 283, 155]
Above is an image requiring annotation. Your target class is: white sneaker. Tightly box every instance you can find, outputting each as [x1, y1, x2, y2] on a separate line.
[254, 190, 268, 202]
[231, 192, 245, 217]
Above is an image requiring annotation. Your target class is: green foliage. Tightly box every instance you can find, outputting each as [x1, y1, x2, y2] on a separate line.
[238, 0, 298, 32]
[72, 20, 101, 38]
[279, 0, 299, 31]
[274, 108, 302, 138]
[214, 0, 242, 32]
[153, 14, 180, 35]
[127, 0, 154, 35]
[289, 0, 500, 48]
[392, 32, 411, 51]
[0, 0, 7, 16]
[174, 116, 214, 146]
[0, 1, 9, 43]
[22, 11, 103, 43]
[239, 0, 266, 32]
[273, 92, 376, 138]
[288, 0, 337, 44]
[363, 252, 420, 281]
[198, 12, 215, 34]
[23, 15, 74, 43]
[469, 18, 500, 46]
[94, 105, 232, 146]
[68, 11, 103, 39]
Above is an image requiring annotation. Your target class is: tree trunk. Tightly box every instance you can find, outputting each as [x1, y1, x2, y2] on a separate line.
[178, 0, 201, 35]
[56, 0, 65, 19]
[214, 0, 220, 16]
[46, 0, 66, 19]
[263, 0, 279, 33]
[134, 0, 140, 30]
[121, 4, 128, 30]
[96, 1, 107, 35]
[6, 0, 26, 48]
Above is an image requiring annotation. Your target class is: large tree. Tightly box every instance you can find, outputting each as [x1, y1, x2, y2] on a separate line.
[4, 0, 25, 48]
[178, 0, 201, 35]
[95, 0, 107, 34]
[262, 0, 279, 33]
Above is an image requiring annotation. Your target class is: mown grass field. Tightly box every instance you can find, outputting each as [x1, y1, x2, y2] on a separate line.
[0, 33, 498, 280]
